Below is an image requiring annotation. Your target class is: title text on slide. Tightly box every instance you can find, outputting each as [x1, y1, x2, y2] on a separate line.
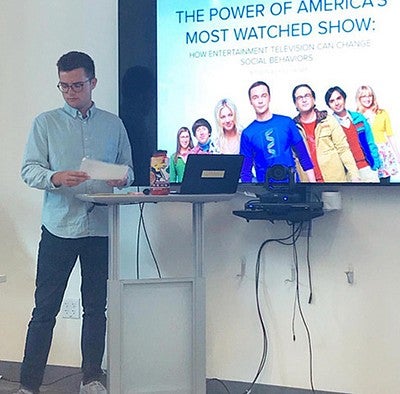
[175, 0, 388, 24]
[185, 17, 374, 43]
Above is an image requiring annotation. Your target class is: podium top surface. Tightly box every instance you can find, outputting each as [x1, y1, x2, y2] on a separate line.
[77, 192, 235, 205]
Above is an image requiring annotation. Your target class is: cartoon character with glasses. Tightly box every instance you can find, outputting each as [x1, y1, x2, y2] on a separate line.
[292, 83, 359, 183]
[239, 81, 316, 183]
[356, 85, 400, 184]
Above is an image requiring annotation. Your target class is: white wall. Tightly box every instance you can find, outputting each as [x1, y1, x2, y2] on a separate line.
[203, 190, 400, 394]
[1, 2, 400, 394]
[0, 0, 118, 367]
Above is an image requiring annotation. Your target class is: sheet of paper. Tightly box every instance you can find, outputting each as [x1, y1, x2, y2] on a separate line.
[80, 158, 128, 180]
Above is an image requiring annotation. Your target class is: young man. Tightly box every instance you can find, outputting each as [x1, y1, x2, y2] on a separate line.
[325, 85, 381, 182]
[190, 118, 219, 154]
[19, 51, 134, 394]
[292, 83, 359, 183]
[240, 81, 315, 183]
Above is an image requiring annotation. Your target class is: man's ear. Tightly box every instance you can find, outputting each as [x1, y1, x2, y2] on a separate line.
[90, 77, 98, 89]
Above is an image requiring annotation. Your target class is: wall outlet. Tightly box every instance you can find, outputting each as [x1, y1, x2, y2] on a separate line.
[236, 257, 246, 278]
[62, 298, 81, 319]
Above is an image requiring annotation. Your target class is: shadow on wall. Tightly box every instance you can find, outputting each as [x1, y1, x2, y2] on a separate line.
[0, 207, 37, 359]
[120, 65, 157, 186]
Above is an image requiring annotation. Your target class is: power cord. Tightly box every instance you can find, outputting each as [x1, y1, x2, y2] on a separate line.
[243, 223, 303, 394]
[306, 220, 313, 304]
[208, 220, 316, 393]
[206, 377, 231, 393]
[135, 202, 162, 279]
[290, 222, 316, 393]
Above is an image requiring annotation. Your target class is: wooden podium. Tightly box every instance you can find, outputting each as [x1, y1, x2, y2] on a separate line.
[77, 193, 233, 393]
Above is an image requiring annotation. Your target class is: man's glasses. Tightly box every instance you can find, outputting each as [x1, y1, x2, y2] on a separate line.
[295, 93, 313, 102]
[57, 78, 92, 93]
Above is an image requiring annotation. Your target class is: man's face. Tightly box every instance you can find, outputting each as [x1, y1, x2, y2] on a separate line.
[249, 84, 270, 117]
[58, 67, 96, 115]
[195, 125, 210, 144]
[294, 86, 315, 113]
[328, 90, 346, 115]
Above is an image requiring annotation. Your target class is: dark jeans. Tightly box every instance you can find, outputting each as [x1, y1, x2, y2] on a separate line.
[20, 226, 108, 392]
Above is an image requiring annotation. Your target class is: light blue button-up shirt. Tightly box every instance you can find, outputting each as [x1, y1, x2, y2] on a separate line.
[21, 102, 134, 238]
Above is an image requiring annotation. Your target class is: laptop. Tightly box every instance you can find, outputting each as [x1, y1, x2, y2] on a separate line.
[178, 154, 244, 195]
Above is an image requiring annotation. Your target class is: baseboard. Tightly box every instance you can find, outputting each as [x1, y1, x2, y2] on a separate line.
[206, 378, 347, 393]
[1, 361, 346, 394]
[0, 360, 82, 393]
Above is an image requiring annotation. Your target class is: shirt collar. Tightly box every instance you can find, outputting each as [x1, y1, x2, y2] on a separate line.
[63, 102, 96, 119]
[334, 111, 351, 127]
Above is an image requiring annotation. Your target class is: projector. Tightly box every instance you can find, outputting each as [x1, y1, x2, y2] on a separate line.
[237, 200, 324, 222]
[259, 190, 304, 204]
[235, 164, 324, 222]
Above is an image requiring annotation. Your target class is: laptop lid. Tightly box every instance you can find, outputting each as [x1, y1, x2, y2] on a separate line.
[179, 154, 244, 194]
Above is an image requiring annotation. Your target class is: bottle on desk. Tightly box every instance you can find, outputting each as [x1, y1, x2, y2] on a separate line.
[150, 150, 170, 195]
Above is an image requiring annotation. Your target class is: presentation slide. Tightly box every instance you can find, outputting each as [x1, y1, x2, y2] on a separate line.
[157, 0, 399, 182]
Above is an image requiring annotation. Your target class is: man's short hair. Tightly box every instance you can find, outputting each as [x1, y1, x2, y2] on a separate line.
[191, 118, 212, 136]
[248, 81, 270, 99]
[325, 86, 347, 107]
[57, 51, 95, 79]
[292, 83, 316, 104]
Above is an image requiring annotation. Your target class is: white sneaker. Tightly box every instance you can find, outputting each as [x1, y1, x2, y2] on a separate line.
[79, 380, 107, 394]
[16, 389, 37, 394]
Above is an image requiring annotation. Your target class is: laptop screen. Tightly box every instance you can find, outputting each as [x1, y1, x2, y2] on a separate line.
[179, 154, 244, 194]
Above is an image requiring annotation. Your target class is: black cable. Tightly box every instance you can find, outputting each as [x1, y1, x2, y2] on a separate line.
[244, 221, 316, 393]
[291, 223, 299, 342]
[243, 225, 302, 394]
[291, 223, 316, 393]
[291, 222, 301, 342]
[206, 378, 232, 393]
[306, 220, 313, 304]
[134, 184, 142, 279]
[138, 203, 162, 278]
[291, 290, 297, 341]
[135, 203, 143, 279]
[136, 202, 162, 279]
